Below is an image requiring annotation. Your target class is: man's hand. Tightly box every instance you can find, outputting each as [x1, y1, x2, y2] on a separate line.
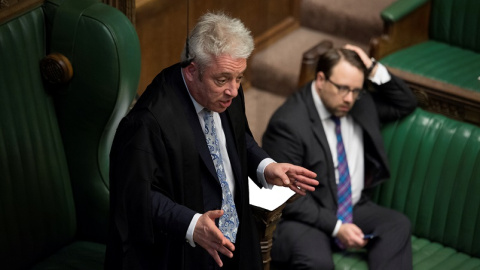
[344, 44, 378, 77]
[193, 210, 235, 267]
[336, 223, 368, 249]
[264, 163, 318, 195]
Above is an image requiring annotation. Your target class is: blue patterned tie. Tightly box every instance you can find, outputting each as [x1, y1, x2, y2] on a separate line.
[331, 116, 353, 248]
[203, 110, 239, 243]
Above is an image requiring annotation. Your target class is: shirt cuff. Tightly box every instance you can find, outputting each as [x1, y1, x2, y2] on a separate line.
[186, 213, 202, 247]
[332, 219, 342, 237]
[257, 158, 276, 190]
[369, 62, 391, 84]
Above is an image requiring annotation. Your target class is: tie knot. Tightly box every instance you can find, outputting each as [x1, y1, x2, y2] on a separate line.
[204, 108, 213, 115]
[331, 115, 341, 126]
[203, 109, 214, 120]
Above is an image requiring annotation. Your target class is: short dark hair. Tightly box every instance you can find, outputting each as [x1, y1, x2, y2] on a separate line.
[315, 48, 367, 79]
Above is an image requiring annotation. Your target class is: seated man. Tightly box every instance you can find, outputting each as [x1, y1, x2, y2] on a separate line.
[262, 44, 417, 270]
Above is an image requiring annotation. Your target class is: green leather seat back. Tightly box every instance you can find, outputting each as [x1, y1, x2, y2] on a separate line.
[429, 0, 480, 53]
[0, 7, 76, 268]
[0, 0, 140, 268]
[380, 40, 480, 92]
[374, 108, 480, 257]
[379, 0, 480, 94]
[43, 0, 141, 243]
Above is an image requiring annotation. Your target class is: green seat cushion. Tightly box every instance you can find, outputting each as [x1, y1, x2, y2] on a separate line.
[380, 41, 480, 93]
[412, 236, 480, 269]
[333, 249, 368, 270]
[333, 236, 480, 270]
[32, 241, 106, 270]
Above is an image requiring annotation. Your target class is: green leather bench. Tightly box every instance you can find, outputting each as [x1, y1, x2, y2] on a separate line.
[0, 0, 140, 268]
[370, 0, 480, 126]
[332, 108, 480, 269]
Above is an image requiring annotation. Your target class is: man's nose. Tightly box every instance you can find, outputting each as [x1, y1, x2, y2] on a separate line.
[226, 81, 239, 97]
[343, 91, 355, 103]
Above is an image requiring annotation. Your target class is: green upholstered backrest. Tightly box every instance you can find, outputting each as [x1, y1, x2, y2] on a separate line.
[0, 7, 77, 268]
[381, 0, 480, 52]
[43, 0, 141, 243]
[374, 109, 480, 257]
[0, 0, 140, 268]
[429, 0, 480, 53]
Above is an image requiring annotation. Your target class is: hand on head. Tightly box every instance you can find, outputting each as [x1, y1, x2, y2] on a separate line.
[343, 44, 373, 69]
[193, 210, 235, 267]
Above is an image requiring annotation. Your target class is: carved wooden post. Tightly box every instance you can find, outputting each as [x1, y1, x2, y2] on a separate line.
[298, 40, 333, 87]
[101, 0, 135, 25]
[252, 204, 287, 270]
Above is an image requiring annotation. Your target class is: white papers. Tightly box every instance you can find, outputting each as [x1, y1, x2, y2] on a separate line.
[248, 178, 295, 211]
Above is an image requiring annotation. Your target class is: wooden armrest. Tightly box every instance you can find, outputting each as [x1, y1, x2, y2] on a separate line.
[370, 1, 431, 60]
[381, 0, 430, 22]
[298, 40, 333, 87]
[386, 66, 480, 125]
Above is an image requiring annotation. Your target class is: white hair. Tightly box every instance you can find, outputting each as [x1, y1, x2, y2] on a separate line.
[181, 12, 254, 72]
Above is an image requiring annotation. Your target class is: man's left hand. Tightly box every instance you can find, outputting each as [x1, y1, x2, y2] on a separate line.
[264, 163, 318, 195]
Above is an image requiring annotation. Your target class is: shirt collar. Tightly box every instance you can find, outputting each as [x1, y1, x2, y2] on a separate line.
[181, 68, 204, 114]
[311, 81, 332, 122]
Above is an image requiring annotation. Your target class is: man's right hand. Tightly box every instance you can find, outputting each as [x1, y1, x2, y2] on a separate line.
[336, 223, 368, 249]
[193, 210, 235, 267]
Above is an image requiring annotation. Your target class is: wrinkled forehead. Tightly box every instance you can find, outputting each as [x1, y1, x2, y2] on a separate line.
[203, 54, 247, 74]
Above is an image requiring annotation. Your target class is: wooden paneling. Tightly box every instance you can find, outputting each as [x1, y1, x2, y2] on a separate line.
[102, 0, 136, 24]
[0, 0, 43, 24]
[135, 0, 300, 95]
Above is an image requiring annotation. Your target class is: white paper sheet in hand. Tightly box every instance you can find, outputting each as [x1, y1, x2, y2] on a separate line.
[248, 177, 295, 211]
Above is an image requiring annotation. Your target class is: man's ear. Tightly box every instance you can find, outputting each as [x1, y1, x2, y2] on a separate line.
[316, 71, 325, 82]
[315, 71, 326, 91]
[183, 62, 197, 81]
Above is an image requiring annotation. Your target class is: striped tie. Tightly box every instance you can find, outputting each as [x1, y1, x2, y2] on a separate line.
[331, 116, 352, 248]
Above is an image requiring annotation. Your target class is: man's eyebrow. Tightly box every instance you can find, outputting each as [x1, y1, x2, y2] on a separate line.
[215, 72, 244, 77]
[338, 82, 363, 90]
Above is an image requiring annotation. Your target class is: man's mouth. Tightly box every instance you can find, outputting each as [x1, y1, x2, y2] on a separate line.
[220, 99, 232, 107]
[338, 106, 350, 112]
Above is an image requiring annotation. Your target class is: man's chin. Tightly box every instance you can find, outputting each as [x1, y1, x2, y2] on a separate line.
[210, 106, 228, 113]
[334, 111, 348, 118]
[335, 107, 352, 117]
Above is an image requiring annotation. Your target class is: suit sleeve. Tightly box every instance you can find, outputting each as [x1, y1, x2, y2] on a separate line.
[262, 110, 338, 234]
[370, 73, 417, 123]
[109, 111, 196, 245]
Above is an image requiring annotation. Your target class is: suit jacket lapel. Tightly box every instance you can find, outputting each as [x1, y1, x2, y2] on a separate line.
[172, 67, 218, 181]
[350, 94, 390, 186]
[221, 111, 244, 200]
[303, 84, 338, 199]
[191, 112, 219, 181]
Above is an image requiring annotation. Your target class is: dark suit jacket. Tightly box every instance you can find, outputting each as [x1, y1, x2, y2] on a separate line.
[106, 63, 268, 270]
[262, 74, 417, 234]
